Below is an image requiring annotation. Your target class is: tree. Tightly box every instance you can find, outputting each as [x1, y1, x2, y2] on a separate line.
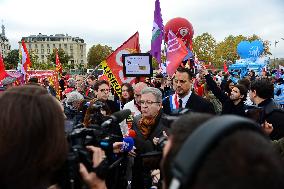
[215, 35, 246, 67]
[4, 49, 19, 69]
[48, 48, 71, 71]
[29, 50, 54, 70]
[87, 44, 113, 68]
[193, 33, 217, 65]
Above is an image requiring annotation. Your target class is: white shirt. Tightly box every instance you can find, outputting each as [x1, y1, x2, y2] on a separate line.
[123, 99, 141, 116]
[178, 91, 192, 108]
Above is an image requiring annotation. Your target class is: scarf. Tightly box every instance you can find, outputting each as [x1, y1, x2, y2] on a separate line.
[138, 110, 161, 139]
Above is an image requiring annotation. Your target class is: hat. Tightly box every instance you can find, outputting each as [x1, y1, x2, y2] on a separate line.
[2, 77, 16, 86]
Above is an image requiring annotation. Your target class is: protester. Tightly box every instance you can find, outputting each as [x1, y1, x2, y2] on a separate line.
[85, 75, 97, 99]
[0, 76, 16, 91]
[163, 67, 215, 114]
[0, 85, 110, 189]
[62, 78, 76, 98]
[161, 113, 284, 189]
[132, 87, 170, 189]
[0, 85, 67, 189]
[43, 78, 57, 97]
[274, 78, 284, 107]
[202, 69, 248, 116]
[93, 80, 119, 114]
[249, 78, 284, 140]
[120, 82, 134, 109]
[123, 82, 148, 117]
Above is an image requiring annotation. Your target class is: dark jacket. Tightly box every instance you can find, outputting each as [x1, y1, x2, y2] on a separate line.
[105, 99, 120, 114]
[258, 98, 284, 140]
[162, 91, 216, 115]
[205, 74, 247, 117]
[131, 112, 170, 189]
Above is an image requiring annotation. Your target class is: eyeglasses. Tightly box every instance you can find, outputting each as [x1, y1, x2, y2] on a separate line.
[100, 89, 110, 92]
[140, 100, 160, 106]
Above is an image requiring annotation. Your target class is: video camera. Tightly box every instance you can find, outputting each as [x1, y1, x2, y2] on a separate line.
[58, 108, 132, 189]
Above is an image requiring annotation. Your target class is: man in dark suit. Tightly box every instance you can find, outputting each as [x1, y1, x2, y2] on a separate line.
[163, 67, 215, 115]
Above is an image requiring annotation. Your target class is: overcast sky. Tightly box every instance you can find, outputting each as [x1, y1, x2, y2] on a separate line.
[1, 0, 283, 58]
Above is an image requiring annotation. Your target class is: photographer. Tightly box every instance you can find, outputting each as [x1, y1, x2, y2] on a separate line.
[0, 85, 110, 189]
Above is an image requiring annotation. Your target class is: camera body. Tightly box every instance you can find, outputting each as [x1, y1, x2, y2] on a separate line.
[59, 107, 125, 189]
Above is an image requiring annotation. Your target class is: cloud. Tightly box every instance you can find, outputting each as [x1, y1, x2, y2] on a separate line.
[1, 0, 283, 57]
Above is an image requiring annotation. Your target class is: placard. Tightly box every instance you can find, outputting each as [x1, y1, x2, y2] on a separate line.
[122, 53, 153, 77]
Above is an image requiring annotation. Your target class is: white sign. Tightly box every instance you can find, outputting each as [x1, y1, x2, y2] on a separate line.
[123, 54, 152, 76]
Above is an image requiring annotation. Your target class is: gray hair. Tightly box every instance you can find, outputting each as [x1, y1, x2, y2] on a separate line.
[66, 91, 84, 104]
[141, 87, 162, 102]
[67, 78, 76, 88]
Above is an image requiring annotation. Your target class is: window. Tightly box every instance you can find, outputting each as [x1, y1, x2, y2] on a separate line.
[41, 49, 44, 54]
[47, 44, 50, 48]
[70, 44, 73, 50]
[53, 44, 56, 48]
[35, 44, 38, 48]
[59, 44, 61, 48]
[41, 55, 44, 59]
[41, 44, 44, 48]
[64, 44, 67, 48]
[47, 49, 50, 54]
[29, 44, 32, 49]
[35, 49, 38, 53]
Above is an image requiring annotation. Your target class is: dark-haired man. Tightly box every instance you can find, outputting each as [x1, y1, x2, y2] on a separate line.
[250, 78, 284, 140]
[202, 69, 248, 116]
[93, 80, 120, 114]
[163, 67, 215, 115]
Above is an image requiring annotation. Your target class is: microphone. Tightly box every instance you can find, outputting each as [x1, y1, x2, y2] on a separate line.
[121, 137, 134, 152]
[128, 129, 136, 138]
[101, 109, 131, 128]
[112, 109, 131, 123]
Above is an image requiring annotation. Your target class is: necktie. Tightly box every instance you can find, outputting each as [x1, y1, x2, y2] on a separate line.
[179, 99, 183, 109]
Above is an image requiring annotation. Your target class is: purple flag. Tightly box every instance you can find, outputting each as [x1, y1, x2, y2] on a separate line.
[151, 0, 163, 64]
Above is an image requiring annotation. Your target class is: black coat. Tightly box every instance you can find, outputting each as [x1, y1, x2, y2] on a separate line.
[258, 99, 284, 140]
[131, 113, 170, 189]
[162, 92, 216, 115]
[205, 74, 247, 117]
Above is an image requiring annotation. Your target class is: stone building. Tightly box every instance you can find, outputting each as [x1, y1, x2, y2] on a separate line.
[20, 33, 87, 66]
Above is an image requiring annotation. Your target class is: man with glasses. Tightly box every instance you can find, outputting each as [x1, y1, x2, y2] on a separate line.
[163, 67, 215, 115]
[131, 87, 170, 189]
[93, 80, 120, 114]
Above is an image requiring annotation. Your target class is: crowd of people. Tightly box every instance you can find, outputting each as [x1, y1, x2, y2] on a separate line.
[1, 66, 284, 189]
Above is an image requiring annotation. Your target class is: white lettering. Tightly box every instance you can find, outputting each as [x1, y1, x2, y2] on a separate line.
[116, 50, 130, 67]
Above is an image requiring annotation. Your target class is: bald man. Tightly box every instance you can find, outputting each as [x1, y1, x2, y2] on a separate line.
[123, 82, 148, 116]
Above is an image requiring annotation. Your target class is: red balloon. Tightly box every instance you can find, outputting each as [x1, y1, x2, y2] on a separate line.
[164, 17, 194, 49]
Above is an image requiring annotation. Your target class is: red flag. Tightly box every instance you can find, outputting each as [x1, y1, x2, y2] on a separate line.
[0, 52, 8, 80]
[55, 49, 62, 74]
[166, 30, 188, 76]
[223, 62, 229, 73]
[21, 40, 31, 73]
[101, 32, 140, 96]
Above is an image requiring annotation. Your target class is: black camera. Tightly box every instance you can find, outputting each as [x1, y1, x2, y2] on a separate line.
[58, 109, 131, 189]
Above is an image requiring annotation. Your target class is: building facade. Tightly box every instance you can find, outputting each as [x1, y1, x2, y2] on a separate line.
[19, 33, 87, 66]
[0, 24, 11, 58]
